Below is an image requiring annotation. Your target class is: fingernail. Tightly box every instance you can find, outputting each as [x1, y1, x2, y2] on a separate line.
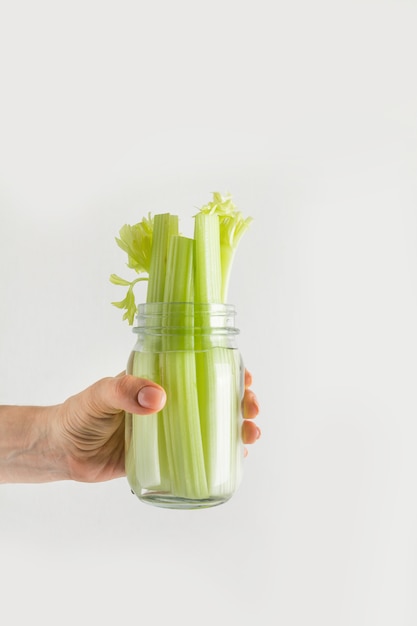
[256, 427, 261, 439]
[138, 386, 166, 410]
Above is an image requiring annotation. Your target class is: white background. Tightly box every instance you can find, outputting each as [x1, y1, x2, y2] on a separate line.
[1, 1, 417, 624]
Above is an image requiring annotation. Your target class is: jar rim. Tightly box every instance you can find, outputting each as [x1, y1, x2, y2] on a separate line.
[132, 302, 239, 334]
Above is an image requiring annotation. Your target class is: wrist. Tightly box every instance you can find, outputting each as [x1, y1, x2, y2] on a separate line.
[0, 404, 70, 483]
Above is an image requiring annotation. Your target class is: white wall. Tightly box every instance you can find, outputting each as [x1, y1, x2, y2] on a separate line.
[1, 1, 417, 624]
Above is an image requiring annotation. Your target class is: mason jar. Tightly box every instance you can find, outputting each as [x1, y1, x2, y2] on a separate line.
[125, 302, 245, 509]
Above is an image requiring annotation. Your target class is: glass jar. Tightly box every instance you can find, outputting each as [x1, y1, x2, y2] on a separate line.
[125, 302, 245, 509]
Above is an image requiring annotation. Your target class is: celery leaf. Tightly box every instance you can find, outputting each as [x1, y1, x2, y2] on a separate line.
[115, 214, 153, 274]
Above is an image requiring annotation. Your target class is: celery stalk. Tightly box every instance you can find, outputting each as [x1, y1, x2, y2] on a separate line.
[193, 212, 242, 495]
[161, 346, 209, 499]
[196, 348, 243, 494]
[130, 350, 162, 489]
[196, 192, 253, 302]
[160, 237, 209, 499]
[163, 235, 194, 303]
[129, 214, 179, 493]
[147, 213, 179, 303]
[194, 212, 222, 303]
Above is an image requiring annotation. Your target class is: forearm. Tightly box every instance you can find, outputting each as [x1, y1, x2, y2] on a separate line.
[0, 404, 69, 483]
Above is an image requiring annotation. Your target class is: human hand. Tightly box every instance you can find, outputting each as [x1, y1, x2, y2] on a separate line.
[55, 371, 260, 483]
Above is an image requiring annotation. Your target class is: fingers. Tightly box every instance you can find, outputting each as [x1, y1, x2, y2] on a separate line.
[244, 369, 253, 388]
[242, 419, 261, 444]
[86, 369, 259, 443]
[243, 388, 259, 420]
[244, 370, 259, 418]
[87, 374, 166, 417]
[242, 370, 261, 454]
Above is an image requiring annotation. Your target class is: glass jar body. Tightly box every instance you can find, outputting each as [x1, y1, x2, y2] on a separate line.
[125, 302, 245, 510]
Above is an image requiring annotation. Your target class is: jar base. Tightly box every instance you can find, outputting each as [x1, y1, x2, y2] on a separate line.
[133, 490, 232, 510]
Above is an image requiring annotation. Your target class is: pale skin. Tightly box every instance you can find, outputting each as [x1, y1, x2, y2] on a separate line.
[0, 370, 260, 484]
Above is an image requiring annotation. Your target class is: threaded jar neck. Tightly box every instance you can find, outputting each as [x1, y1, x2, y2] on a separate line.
[133, 302, 239, 336]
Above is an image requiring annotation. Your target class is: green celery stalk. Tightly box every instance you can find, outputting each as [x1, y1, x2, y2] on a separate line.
[161, 236, 209, 499]
[129, 214, 179, 493]
[193, 211, 242, 495]
[195, 345, 243, 495]
[130, 349, 162, 489]
[193, 212, 222, 303]
[147, 213, 179, 303]
[197, 192, 253, 302]
[163, 235, 194, 303]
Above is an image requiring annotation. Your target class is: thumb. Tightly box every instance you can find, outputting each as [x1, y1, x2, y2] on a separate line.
[88, 374, 166, 416]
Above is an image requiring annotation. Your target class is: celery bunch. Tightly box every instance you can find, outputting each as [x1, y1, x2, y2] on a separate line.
[111, 192, 252, 321]
[111, 192, 252, 504]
